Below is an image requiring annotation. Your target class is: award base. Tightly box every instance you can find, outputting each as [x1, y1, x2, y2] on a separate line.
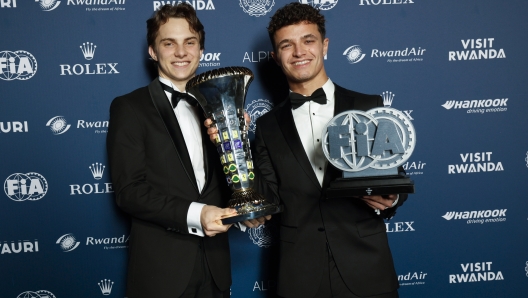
[326, 175, 415, 198]
[221, 204, 283, 225]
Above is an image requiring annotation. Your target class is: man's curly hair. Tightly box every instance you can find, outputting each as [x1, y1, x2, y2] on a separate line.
[267, 2, 326, 51]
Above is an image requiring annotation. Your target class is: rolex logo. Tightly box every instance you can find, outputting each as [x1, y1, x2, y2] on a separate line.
[89, 162, 105, 180]
[80, 42, 97, 60]
[366, 188, 372, 195]
[98, 279, 114, 295]
[381, 91, 395, 107]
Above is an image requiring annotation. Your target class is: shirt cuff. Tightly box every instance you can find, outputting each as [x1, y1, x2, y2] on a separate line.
[187, 202, 206, 237]
[234, 222, 247, 232]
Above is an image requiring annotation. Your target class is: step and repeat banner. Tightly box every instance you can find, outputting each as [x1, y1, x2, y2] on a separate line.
[1, 1, 527, 297]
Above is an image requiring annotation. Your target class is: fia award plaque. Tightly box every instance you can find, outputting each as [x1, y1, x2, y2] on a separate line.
[322, 107, 416, 198]
[186, 67, 283, 224]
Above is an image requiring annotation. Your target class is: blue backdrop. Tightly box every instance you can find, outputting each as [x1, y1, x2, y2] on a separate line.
[2, 1, 527, 297]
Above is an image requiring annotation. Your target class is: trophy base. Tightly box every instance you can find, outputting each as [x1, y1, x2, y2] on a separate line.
[326, 175, 415, 198]
[221, 204, 283, 225]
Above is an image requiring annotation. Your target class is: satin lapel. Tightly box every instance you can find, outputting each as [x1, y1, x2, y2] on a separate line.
[148, 79, 199, 193]
[275, 100, 321, 190]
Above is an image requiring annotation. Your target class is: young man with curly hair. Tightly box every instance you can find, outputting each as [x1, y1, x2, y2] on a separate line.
[255, 3, 406, 298]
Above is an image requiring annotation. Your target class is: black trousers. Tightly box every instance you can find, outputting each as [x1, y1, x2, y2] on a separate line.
[179, 241, 229, 298]
[311, 245, 399, 298]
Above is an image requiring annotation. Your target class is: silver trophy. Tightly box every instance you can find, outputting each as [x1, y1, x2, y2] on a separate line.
[186, 66, 283, 224]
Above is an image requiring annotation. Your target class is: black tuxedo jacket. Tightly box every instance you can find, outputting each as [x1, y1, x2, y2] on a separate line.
[254, 84, 406, 298]
[106, 78, 231, 298]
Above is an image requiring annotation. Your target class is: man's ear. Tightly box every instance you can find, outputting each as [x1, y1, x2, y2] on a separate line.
[148, 46, 157, 61]
[323, 38, 329, 57]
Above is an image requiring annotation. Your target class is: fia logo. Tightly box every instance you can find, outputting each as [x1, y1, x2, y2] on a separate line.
[343, 45, 366, 64]
[239, 0, 275, 17]
[98, 279, 114, 295]
[17, 290, 56, 298]
[56, 233, 81, 252]
[0, 50, 37, 81]
[322, 108, 415, 172]
[46, 116, 71, 135]
[35, 0, 61, 11]
[4, 172, 48, 202]
[299, 0, 338, 10]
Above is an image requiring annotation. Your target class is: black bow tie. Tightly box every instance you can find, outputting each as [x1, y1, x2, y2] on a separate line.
[160, 83, 197, 108]
[289, 88, 327, 110]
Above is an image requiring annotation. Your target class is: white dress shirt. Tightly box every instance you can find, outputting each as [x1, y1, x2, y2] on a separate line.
[292, 78, 335, 186]
[159, 77, 206, 237]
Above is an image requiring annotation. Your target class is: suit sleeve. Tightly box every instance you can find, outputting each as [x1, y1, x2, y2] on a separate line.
[106, 96, 192, 234]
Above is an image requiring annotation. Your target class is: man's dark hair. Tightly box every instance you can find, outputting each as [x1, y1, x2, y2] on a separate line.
[267, 2, 326, 51]
[147, 3, 205, 50]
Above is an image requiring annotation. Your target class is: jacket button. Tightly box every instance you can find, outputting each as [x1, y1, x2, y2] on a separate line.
[318, 227, 325, 232]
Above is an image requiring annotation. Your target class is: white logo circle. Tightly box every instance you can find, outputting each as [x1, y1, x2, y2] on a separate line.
[300, 0, 338, 10]
[0, 50, 38, 81]
[246, 99, 273, 133]
[46, 116, 71, 135]
[4, 172, 48, 201]
[248, 225, 273, 248]
[56, 233, 81, 252]
[36, 0, 61, 11]
[240, 0, 275, 17]
[17, 290, 56, 298]
[343, 45, 366, 64]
